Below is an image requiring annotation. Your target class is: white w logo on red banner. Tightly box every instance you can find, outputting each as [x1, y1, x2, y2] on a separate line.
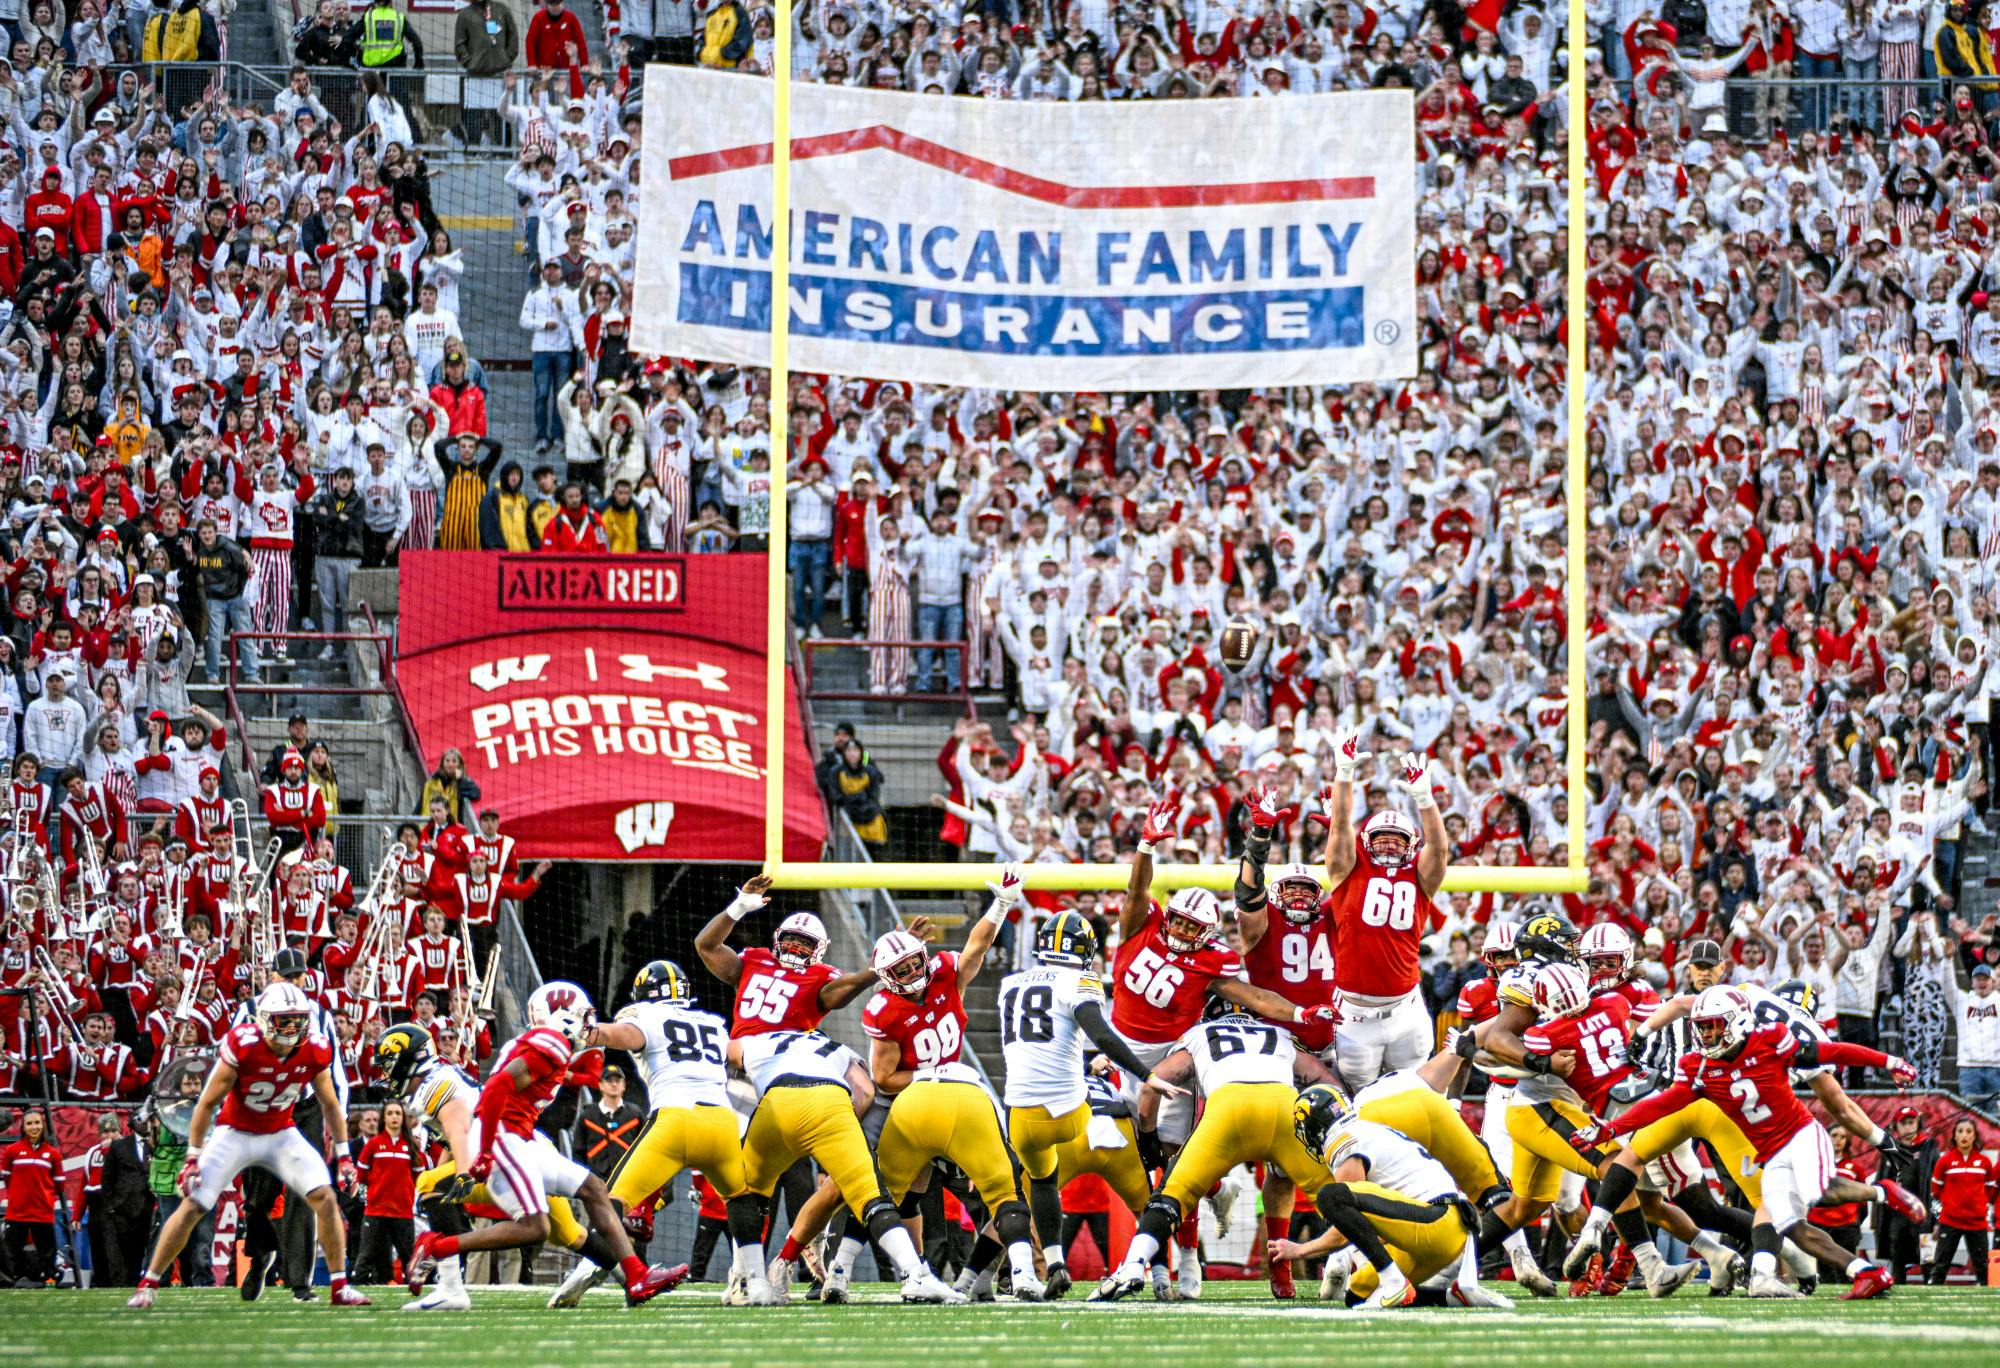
[614, 802, 677, 853]
[469, 655, 551, 692]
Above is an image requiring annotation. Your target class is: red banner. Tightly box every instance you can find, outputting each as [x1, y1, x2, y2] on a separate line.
[396, 553, 825, 862]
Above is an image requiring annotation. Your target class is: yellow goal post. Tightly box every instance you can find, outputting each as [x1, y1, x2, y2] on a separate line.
[759, 0, 1590, 896]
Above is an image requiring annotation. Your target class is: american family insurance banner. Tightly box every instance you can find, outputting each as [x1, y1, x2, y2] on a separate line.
[632, 69, 1416, 390]
[396, 552, 825, 862]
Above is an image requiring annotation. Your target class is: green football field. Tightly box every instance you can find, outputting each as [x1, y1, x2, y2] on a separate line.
[6, 1283, 1999, 1367]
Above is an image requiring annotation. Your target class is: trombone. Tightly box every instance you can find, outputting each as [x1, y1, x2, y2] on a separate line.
[32, 944, 87, 1049]
[475, 944, 500, 1019]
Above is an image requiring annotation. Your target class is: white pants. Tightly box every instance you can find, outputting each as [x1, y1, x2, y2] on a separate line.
[481, 1130, 590, 1220]
[190, 1123, 330, 1210]
[1478, 1083, 1514, 1184]
[1640, 1138, 1704, 1197]
[1119, 1035, 1196, 1145]
[1332, 989, 1431, 1090]
[1761, 1122, 1835, 1232]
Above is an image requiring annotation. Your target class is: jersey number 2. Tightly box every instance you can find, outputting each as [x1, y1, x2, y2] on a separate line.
[1729, 1077, 1773, 1124]
[242, 1080, 303, 1113]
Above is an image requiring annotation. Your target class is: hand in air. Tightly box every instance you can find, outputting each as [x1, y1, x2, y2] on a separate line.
[1141, 795, 1181, 846]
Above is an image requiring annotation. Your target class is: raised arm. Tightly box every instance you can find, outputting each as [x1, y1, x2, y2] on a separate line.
[1235, 785, 1294, 952]
[1322, 727, 1370, 885]
[693, 874, 772, 986]
[818, 968, 882, 1012]
[956, 865, 1022, 989]
[1396, 753, 1448, 896]
[1124, 794, 1179, 942]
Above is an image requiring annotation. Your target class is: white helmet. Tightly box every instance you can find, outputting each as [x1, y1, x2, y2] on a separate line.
[1691, 984, 1753, 1059]
[528, 981, 597, 1032]
[543, 1006, 592, 1052]
[1481, 921, 1520, 964]
[1530, 961, 1591, 1020]
[255, 981, 313, 1052]
[872, 928, 931, 998]
[1361, 809, 1420, 871]
[1164, 887, 1222, 952]
[774, 912, 829, 969]
[1269, 864, 1325, 926]
[1579, 923, 1634, 986]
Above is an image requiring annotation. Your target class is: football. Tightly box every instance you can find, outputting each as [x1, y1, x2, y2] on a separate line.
[1220, 617, 1260, 669]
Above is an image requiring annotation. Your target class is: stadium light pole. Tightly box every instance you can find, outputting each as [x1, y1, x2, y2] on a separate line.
[761, 5, 1590, 897]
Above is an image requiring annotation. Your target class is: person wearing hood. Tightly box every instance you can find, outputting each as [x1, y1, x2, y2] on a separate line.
[1936, 2, 1998, 111]
[477, 461, 539, 551]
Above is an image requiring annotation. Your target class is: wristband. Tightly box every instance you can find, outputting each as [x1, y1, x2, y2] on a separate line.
[1289, 1004, 1304, 1024]
[724, 892, 756, 921]
[982, 901, 1008, 928]
[332, 1141, 350, 1159]
[1334, 761, 1357, 781]
[1410, 786, 1437, 811]
[1522, 1051, 1553, 1076]
[1866, 1125, 1887, 1148]
[1136, 840, 1157, 857]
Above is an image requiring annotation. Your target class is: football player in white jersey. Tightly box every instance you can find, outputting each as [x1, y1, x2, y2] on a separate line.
[1278, 1082, 1512, 1310]
[724, 1029, 963, 1304]
[373, 1023, 480, 1311]
[549, 960, 745, 1307]
[1090, 1005, 1333, 1301]
[997, 909, 1182, 1298]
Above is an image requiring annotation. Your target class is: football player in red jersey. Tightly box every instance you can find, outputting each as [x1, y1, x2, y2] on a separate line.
[1580, 985, 1922, 1300]
[1579, 924, 1660, 1016]
[128, 983, 369, 1309]
[1232, 783, 1337, 1299]
[1115, 793, 1335, 1298]
[404, 984, 682, 1307]
[1320, 738, 1447, 1088]
[695, 873, 879, 1292]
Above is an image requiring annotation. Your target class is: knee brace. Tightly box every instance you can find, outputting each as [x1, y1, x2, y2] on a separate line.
[1137, 1193, 1184, 1245]
[993, 1199, 1032, 1246]
[1476, 1182, 1512, 1213]
[862, 1195, 903, 1243]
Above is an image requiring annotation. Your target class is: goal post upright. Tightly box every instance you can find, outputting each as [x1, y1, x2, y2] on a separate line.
[760, 1, 1590, 897]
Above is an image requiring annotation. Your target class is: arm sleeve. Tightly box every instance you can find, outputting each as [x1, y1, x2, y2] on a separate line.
[1606, 1081, 1698, 1137]
[1073, 997, 1154, 1079]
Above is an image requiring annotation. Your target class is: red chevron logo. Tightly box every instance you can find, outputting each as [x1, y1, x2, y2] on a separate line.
[668, 125, 1373, 209]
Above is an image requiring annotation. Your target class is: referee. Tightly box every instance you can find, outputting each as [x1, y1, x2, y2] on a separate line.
[231, 944, 350, 1300]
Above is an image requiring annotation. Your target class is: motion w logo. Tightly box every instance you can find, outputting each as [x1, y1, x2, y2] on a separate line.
[614, 802, 677, 853]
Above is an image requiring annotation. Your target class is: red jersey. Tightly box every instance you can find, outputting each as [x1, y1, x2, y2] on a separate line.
[731, 946, 839, 1037]
[215, 1020, 333, 1134]
[1241, 913, 1336, 1051]
[1523, 993, 1633, 1114]
[862, 951, 967, 1069]
[1611, 1025, 1881, 1160]
[358, 1132, 417, 1218]
[1456, 974, 1501, 1023]
[1110, 904, 1245, 1044]
[1812, 1156, 1868, 1228]
[1931, 1149, 1998, 1230]
[1328, 840, 1441, 997]
[477, 1027, 573, 1141]
[1607, 978, 1662, 1015]
[0, 1139, 61, 1222]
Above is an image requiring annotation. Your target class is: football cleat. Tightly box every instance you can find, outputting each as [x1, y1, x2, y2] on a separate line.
[742, 1277, 781, 1307]
[1646, 1259, 1703, 1298]
[1177, 1254, 1203, 1301]
[330, 1284, 373, 1307]
[126, 1284, 156, 1310]
[1559, 1236, 1598, 1284]
[1841, 1266, 1893, 1301]
[1798, 1274, 1820, 1297]
[1357, 1265, 1415, 1309]
[1043, 1262, 1071, 1300]
[1748, 1272, 1808, 1299]
[1011, 1271, 1047, 1301]
[1088, 1267, 1148, 1302]
[623, 1263, 686, 1307]
[1150, 1264, 1174, 1300]
[1447, 1281, 1516, 1310]
[821, 1265, 851, 1305]
[1705, 1252, 1744, 1297]
[720, 1270, 749, 1305]
[403, 1285, 471, 1311]
[764, 1258, 794, 1304]
[1567, 1251, 1602, 1298]
[967, 1270, 997, 1303]
[1269, 1257, 1296, 1300]
[548, 1260, 611, 1308]
[1597, 1243, 1636, 1296]
[900, 1268, 967, 1304]
[1319, 1250, 1353, 1302]
[406, 1232, 442, 1297]
[241, 1248, 275, 1302]
[1508, 1246, 1558, 1298]
[1206, 1177, 1240, 1240]
[1878, 1179, 1928, 1228]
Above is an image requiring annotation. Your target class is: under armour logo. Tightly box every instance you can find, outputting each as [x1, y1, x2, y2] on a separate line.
[614, 802, 676, 853]
[617, 655, 729, 691]
[470, 655, 550, 692]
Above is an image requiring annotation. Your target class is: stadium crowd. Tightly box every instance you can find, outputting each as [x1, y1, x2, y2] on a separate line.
[0, 0, 1995, 1302]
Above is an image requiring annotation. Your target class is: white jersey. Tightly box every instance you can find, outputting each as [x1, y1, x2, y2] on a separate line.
[617, 1000, 731, 1108]
[1318, 1117, 1457, 1202]
[1742, 985, 1832, 1081]
[1179, 1016, 1297, 1091]
[736, 1029, 858, 1098]
[406, 1057, 479, 1146]
[998, 962, 1105, 1113]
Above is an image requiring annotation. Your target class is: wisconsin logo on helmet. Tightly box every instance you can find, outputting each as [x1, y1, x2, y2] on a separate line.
[1035, 909, 1096, 967]
[633, 959, 691, 1004]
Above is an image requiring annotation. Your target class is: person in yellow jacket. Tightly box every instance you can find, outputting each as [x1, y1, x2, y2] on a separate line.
[1937, 2, 2000, 110]
[598, 480, 649, 553]
[104, 391, 151, 463]
[476, 461, 539, 550]
[142, 0, 218, 61]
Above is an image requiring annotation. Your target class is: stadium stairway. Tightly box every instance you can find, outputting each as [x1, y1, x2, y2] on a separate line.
[233, 2, 279, 67]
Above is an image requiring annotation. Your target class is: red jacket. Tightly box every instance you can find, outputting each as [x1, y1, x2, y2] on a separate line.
[526, 7, 589, 68]
[540, 506, 609, 553]
[22, 190, 72, 253]
[1932, 1148, 1997, 1230]
[429, 381, 488, 437]
[358, 1132, 417, 1218]
[0, 1139, 62, 1223]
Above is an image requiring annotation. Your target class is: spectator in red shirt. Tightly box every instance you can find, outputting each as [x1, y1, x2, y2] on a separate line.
[525, 0, 589, 69]
[1810, 1125, 1871, 1279]
[1928, 1117, 1997, 1284]
[354, 1101, 417, 1284]
[1, 1110, 64, 1285]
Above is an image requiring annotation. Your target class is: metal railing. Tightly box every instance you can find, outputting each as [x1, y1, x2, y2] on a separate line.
[1611, 74, 1975, 140]
[801, 636, 976, 710]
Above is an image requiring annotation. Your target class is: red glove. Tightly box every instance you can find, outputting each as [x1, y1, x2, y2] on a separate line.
[1569, 1123, 1608, 1153]
[467, 1151, 495, 1183]
[1885, 1055, 1918, 1086]
[1246, 786, 1295, 831]
[1140, 795, 1180, 846]
[337, 1156, 359, 1194]
[176, 1154, 201, 1197]
[1297, 1004, 1336, 1027]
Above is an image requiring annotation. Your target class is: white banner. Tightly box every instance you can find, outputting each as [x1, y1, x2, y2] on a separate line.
[632, 69, 1416, 391]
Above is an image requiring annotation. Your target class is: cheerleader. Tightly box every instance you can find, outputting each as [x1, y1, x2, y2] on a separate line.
[865, 511, 911, 695]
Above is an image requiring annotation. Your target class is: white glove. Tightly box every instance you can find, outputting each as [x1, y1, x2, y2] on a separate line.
[1332, 728, 1372, 781]
[1396, 754, 1436, 809]
[984, 864, 1025, 923]
[724, 883, 770, 921]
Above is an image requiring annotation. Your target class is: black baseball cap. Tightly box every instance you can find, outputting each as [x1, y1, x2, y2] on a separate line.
[273, 947, 310, 977]
[1686, 939, 1726, 967]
